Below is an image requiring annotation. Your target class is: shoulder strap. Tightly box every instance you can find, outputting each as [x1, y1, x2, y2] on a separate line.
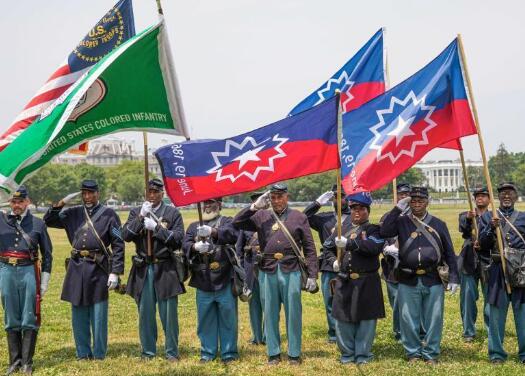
[84, 206, 111, 256]
[271, 211, 305, 263]
[498, 209, 525, 247]
[5, 213, 37, 251]
[410, 214, 443, 264]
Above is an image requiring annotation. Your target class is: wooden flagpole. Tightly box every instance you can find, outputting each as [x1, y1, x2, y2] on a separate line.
[459, 145, 478, 239]
[335, 90, 343, 264]
[457, 34, 510, 293]
[383, 37, 397, 203]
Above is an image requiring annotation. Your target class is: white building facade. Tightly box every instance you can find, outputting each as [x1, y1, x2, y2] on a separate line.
[415, 159, 483, 192]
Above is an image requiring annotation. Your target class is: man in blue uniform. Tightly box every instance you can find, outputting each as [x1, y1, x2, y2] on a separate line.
[379, 182, 411, 341]
[235, 192, 265, 345]
[479, 182, 525, 364]
[324, 192, 385, 364]
[233, 183, 318, 365]
[380, 186, 459, 364]
[183, 197, 240, 363]
[457, 186, 490, 342]
[44, 179, 124, 360]
[122, 179, 185, 361]
[303, 185, 349, 343]
[1, 187, 52, 375]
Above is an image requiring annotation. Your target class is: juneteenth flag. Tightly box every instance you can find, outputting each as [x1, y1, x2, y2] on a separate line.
[156, 96, 339, 206]
[0, 0, 135, 154]
[289, 28, 385, 115]
[340, 39, 477, 194]
[0, 20, 189, 194]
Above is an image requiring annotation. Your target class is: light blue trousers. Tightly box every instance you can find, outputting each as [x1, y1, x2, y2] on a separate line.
[321, 271, 337, 341]
[397, 279, 444, 360]
[248, 279, 264, 344]
[335, 319, 377, 364]
[138, 265, 179, 359]
[196, 283, 238, 361]
[259, 266, 302, 357]
[459, 273, 489, 338]
[71, 300, 108, 359]
[488, 291, 525, 361]
[0, 264, 38, 331]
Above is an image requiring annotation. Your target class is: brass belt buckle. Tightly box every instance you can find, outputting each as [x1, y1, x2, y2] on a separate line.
[80, 250, 90, 257]
[416, 269, 426, 275]
[274, 252, 284, 260]
[209, 261, 220, 270]
[349, 272, 360, 280]
[8, 257, 18, 266]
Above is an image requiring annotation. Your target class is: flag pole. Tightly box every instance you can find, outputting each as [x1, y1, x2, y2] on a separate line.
[457, 34, 509, 293]
[143, 132, 152, 257]
[335, 90, 343, 264]
[459, 144, 478, 239]
[383, 36, 397, 204]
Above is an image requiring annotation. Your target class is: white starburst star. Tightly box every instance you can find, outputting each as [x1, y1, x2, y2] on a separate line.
[368, 91, 436, 163]
[315, 71, 355, 109]
[234, 145, 264, 168]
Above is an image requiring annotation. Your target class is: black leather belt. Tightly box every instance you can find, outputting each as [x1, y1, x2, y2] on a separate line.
[71, 249, 101, 258]
[339, 270, 377, 280]
[192, 261, 229, 271]
[0, 256, 34, 266]
[400, 266, 435, 275]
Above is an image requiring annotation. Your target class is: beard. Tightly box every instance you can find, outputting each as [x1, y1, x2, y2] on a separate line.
[202, 209, 220, 221]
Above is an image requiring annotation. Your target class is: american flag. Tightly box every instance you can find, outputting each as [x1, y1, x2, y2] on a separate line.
[0, 0, 135, 153]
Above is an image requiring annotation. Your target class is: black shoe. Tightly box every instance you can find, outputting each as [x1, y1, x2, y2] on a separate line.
[20, 330, 37, 375]
[268, 354, 281, 365]
[408, 357, 420, 363]
[6, 330, 22, 375]
[491, 358, 505, 365]
[166, 356, 179, 363]
[288, 356, 302, 365]
[199, 358, 213, 364]
[222, 357, 238, 364]
[424, 358, 438, 366]
[463, 336, 475, 343]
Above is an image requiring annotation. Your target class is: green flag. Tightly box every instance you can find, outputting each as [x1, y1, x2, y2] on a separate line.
[0, 20, 188, 193]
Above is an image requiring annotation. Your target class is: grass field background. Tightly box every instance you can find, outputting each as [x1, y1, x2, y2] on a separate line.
[1, 203, 524, 375]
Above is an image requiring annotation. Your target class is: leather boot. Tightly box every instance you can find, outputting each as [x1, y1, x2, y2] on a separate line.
[20, 330, 38, 375]
[5, 330, 22, 375]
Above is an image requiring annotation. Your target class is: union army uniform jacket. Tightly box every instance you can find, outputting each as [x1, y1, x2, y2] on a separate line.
[122, 202, 185, 303]
[44, 203, 124, 306]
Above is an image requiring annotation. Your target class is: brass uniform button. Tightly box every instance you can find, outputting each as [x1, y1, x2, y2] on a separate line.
[411, 232, 418, 239]
[272, 223, 279, 232]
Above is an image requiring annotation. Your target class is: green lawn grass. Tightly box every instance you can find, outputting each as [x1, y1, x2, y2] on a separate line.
[1, 204, 524, 375]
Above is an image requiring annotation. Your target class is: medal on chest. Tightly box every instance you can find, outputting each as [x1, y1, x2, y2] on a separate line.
[272, 223, 279, 232]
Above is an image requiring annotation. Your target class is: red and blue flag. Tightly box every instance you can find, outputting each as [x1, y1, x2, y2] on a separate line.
[156, 96, 340, 206]
[340, 39, 477, 194]
[289, 28, 385, 115]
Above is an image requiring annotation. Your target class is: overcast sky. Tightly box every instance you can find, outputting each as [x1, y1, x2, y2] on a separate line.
[1, 0, 523, 161]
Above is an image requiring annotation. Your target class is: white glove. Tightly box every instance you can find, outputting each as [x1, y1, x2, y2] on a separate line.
[194, 241, 211, 254]
[40, 272, 51, 297]
[333, 260, 340, 272]
[140, 201, 153, 217]
[447, 283, 459, 294]
[335, 236, 348, 249]
[251, 191, 270, 210]
[62, 192, 81, 205]
[305, 277, 318, 292]
[107, 273, 119, 290]
[197, 225, 212, 238]
[316, 191, 334, 206]
[384, 244, 399, 257]
[144, 217, 157, 231]
[396, 197, 412, 211]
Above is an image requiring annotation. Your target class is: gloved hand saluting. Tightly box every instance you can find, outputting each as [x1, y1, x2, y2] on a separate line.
[197, 225, 212, 238]
[144, 217, 157, 231]
[107, 273, 119, 290]
[251, 191, 270, 211]
[305, 278, 318, 293]
[316, 191, 334, 206]
[140, 201, 153, 217]
[40, 272, 51, 297]
[61, 191, 81, 206]
[396, 197, 412, 211]
[194, 241, 211, 254]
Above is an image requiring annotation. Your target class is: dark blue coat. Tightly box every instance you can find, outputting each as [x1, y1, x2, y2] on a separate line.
[183, 215, 239, 292]
[303, 201, 338, 272]
[479, 207, 525, 306]
[380, 207, 459, 286]
[458, 211, 490, 276]
[235, 230, 259, 290]
[122, 203, 185, 303]
[0, 211, 52, 273]
[44, 203, 124, 306]
[324, 220, 385, 322]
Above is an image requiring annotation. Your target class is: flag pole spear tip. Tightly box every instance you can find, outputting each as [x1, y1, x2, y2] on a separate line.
[156, 0, 164, 15]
